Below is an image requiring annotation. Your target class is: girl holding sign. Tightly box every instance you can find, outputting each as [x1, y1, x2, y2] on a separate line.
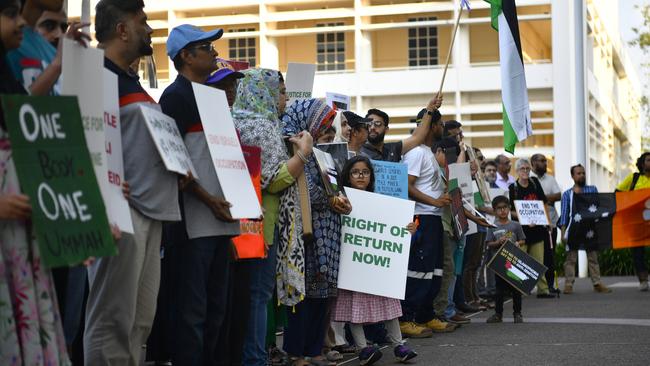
[0, 2, 69, 363]
[331, 156, 419, 365]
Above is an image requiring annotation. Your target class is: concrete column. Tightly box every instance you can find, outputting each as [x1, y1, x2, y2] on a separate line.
[354, 0, 372, 114]
[259, 3, 279, 70]
[167, 9, 178, 81]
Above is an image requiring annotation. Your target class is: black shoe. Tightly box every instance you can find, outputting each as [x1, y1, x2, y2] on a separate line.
[536, 293, 556, 299]
[457, 303, 481, 314]
[513, 313, 524, 323]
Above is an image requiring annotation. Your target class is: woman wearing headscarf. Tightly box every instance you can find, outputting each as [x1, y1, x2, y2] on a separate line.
[332, 110, 351, 143]
[281, 99, 351, 366]
[232, 68, 314, 366]
[0, 0, 70, 364]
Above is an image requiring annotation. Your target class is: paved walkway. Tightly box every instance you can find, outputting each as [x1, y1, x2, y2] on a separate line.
[337, 276, 650, 366]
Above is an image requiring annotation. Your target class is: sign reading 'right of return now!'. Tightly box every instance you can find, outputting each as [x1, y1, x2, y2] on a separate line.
[337, 188, 415, 299]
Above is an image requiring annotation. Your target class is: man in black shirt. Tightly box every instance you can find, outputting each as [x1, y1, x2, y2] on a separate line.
[361, 95, 442, 162]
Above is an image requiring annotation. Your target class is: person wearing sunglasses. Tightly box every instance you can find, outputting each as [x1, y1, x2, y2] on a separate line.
[342, 111, 372, 156]
[36, 9, 67, 47]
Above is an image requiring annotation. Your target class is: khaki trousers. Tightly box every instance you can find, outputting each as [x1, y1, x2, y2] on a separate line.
[84, 207, 162, 366]
[564, 250, 602, 285]
[521, 241, 550, 294]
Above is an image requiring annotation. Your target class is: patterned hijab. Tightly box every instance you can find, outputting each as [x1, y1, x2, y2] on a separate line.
[282, 98, 336, 139]
[231, 68, 306, 306]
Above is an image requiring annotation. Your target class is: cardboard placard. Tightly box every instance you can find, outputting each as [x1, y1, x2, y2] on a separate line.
[371, 160, 408, 199]
[487, 240, 548, 295]
[285, 63, 316, 105]
[192, 83, 262, 219]
[338, 188, 415, 299]
[138, 105, 197, 178]
[1, 95, 116, 267]
[316, 142, 348, 174]
[102, 69, 133, 233]
[514, 200, 549, 225]
[325, 92, 351, 110]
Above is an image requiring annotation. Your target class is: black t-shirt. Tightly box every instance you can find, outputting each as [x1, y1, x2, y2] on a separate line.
[508, 177, 548, 244]
[360, 141, 403, 162]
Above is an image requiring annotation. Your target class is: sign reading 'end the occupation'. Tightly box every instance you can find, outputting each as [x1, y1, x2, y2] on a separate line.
[1, 95, 116, 267]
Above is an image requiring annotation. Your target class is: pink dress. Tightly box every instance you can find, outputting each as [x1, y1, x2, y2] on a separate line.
[332, 289, 402, 324]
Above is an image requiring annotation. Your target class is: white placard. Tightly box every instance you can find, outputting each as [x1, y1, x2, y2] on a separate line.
[191, 83, 262, 219]
[338, 188, 415, 300]
[449, 162, 477, 234]
[138, 105, 197, 178]
[514, 200, 549, 225]
[102, 69, 133, 233]
[286, 62, 316, 105]
[325, 92, 351, 110]
[62, 41, 134, 231]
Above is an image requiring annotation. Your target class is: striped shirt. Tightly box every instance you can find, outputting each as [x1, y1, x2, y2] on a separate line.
[558, 185, 598, 229]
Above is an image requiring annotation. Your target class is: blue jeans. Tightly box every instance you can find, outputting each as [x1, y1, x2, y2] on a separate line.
[444, 275, 457, 319]
[242, 240, 278, 366]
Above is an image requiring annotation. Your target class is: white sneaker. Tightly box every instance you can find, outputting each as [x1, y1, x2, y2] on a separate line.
[640, 281, 649, 292]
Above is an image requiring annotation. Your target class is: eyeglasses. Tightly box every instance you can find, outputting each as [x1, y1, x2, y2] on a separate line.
[37, 19, 69, 33]
[495, 206, 510, 211]
[350, 169, 371, 178]
[188, 43, 215, 53]
[369, 120, 384, 128]
[518, 167, 531, 172]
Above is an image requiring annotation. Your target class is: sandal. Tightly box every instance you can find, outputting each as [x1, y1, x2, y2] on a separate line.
[332, 344, 357, 354]
[325, 350, 343, 362]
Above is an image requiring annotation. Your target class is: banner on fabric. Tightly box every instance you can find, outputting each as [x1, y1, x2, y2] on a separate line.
[338, 188, 415, 299]
[488, 240, 547, 295]
[138, 105, 197, 178]
[192, 83, 262, 219]
[1, 95, 116, 267]
[371, 160, 408, 200]
[102, 69, 133, 233]
[285, 63, 316, 105]
[514, 200, 549, 226]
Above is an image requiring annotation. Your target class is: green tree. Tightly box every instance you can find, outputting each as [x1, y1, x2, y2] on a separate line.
[630, 4, 650, 150]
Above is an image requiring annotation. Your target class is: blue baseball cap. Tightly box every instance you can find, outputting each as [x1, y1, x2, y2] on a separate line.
[206, 59, 244, 85]
[166, 24, 223, 59]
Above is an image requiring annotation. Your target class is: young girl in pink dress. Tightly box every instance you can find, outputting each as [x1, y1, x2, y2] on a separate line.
[332, 155, 418, 365]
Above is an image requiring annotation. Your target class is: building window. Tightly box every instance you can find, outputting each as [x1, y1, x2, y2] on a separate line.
[228, 28, 256, 66]
[408, 17, 438, 67]
[316, 23, 345, 71]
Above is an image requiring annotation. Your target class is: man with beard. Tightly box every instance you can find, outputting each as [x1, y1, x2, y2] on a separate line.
[84, 1, 181, 365]
[558, 164, 611, 294]
[361, 95, 442, 162]
[494, 154, 515, 190]
[484, 160, 499, 188]
[530, 154, 562, 293]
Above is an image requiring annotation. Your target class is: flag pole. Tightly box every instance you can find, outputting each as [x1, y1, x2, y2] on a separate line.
[437, 5, 464, 97]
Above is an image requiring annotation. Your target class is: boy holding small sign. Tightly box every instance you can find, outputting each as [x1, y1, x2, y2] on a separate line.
[485, 196, 526, 324]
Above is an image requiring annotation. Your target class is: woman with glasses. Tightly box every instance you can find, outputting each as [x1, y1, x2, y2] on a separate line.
[330, 155, 419, 365]
[507, 158, 554, 298]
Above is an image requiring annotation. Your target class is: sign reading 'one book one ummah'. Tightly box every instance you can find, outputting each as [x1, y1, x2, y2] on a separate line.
[1, 95, 116, 267]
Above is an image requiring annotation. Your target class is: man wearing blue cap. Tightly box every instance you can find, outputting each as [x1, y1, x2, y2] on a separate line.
[159, 24, 239, 366]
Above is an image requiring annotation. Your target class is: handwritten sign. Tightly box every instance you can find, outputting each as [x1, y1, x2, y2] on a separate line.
[514, 200, 549, 225]
[338, 188, 415, 299]
[285, 63, 316, 105]
[102, 69, 133, 233]
[487, 240, 548, 295]
[192, 82, 262, 219]
[1, 95, 116, 267]
[139, 105, 197, 178]
[371, 160, 408, 199]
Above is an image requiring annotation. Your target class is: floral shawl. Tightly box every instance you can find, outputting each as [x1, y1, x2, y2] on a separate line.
[231, 69, 305, 306]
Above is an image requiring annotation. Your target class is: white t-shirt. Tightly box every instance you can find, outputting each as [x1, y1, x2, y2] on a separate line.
[531, 172, 561, 227]
[402, 145, 445, 216]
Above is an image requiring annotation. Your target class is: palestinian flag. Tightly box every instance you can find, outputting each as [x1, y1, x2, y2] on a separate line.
[505, 260, 528, 283]
[567, 189, 650, 250]
[485, 0, 532, 154]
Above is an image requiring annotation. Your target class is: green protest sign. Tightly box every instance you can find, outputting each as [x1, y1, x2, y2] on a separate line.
[1, 95, 116, 267]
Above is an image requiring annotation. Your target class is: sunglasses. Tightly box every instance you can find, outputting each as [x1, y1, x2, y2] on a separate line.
[188, 43, 215, 53]
[38, 19, 69, 33]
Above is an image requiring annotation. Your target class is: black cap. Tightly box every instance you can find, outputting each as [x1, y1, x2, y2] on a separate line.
[343, 111, 373, 128]
[415, 108, 442, 124]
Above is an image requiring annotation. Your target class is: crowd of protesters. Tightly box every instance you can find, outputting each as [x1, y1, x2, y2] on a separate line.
[0, 0, 648, 365]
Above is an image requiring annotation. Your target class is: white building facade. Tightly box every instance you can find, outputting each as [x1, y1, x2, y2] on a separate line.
[69, 0, 643, 190]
